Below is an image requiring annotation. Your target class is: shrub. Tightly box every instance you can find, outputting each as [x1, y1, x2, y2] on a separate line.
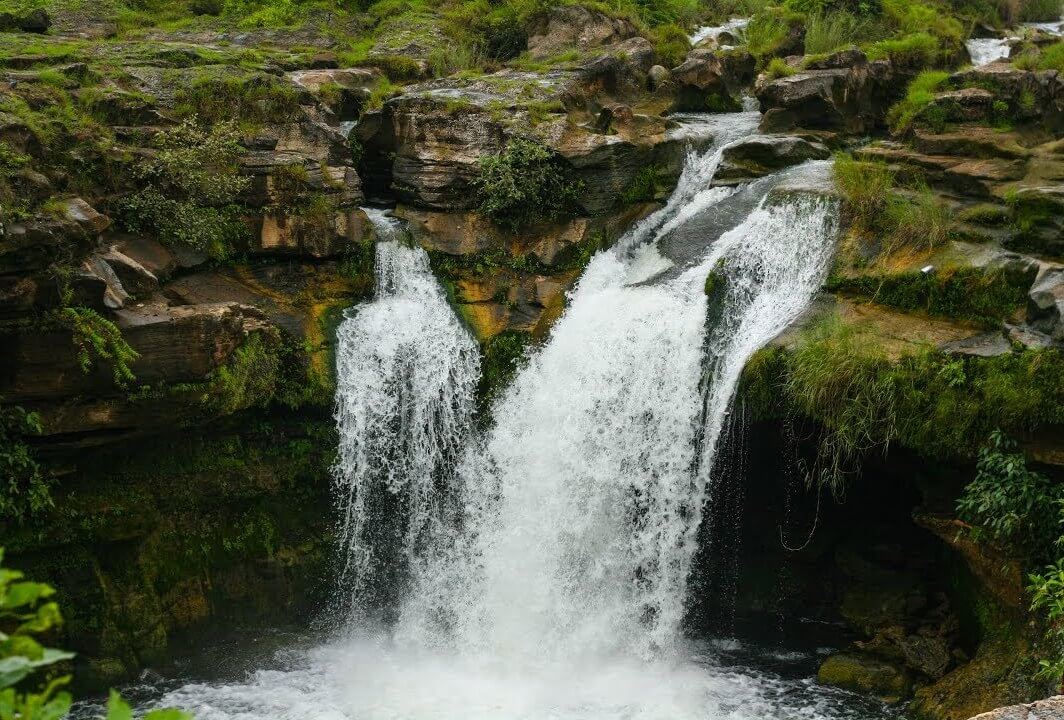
[1037, 41, 1064, 73]
[887, 69, 950, 135]
[834, 152, 894, 228]
[652, 23, 691, 68]
[0, 407, 51, 525]
[0, 550, 190, 719]
[474, 136, 583, 231]
[1020, 0, 1063, 21]
[744, 11, 793, 57]
[957, 430, 1061, 557]
[120, 119, 250, 260]
[173, 73, 300, 126]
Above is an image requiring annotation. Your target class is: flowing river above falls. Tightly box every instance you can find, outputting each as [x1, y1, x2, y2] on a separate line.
[90, 112, 899, 720]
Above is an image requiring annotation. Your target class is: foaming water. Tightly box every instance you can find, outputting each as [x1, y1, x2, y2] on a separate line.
[133, 119, 870, 720]
[332, 208, 480, 614]
[966, 37, 1011, 65]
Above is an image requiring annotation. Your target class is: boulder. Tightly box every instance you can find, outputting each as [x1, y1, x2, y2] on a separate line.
[1028, 266, 1064, 341]
[0, 7, 50, 32]
[947, 65, 1064, 130]
[756, 60, 903, 134]
[817, 653, 911, 701]
[287, 67, 380, 120]
[804, 47, 867, 70]
[101, 248, 160, 297]
[526, 5, 641, 59]
[648, 64, 672, 91]
[939, 332, 1012, 357]
[714, 135, 830, 184]
[671, 48, 755, 110]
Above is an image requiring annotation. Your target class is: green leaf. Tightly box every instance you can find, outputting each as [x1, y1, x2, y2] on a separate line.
[2, 581, 54, 611]
[105, 689, 134, 720]
[0, 656, 34, 689]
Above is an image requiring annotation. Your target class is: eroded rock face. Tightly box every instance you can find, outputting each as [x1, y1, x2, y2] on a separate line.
[756, 60, 903, 133]
[526, 5, 641, 59]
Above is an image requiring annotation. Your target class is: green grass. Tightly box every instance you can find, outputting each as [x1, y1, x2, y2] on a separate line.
[803, 10, 879, 54]
[886, 69, 950, 134]
[1036, 41, 1064, 73]
[652, 22, 690, 68]
[1019, 0, 1063, 21]
[764, 56, 797, 77]
[741, 315, 1064, 487]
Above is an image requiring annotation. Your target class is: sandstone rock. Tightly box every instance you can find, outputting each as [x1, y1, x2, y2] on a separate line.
[526, 5, 640, 59]
[714, 135, 830, 184]
[672, 48, 755, 110]
[101, 248, 159, 297]
[817, 653, 911, 701]
[83, 254, 130, 309]
[756, 61, 902, 134]
[115, 235, 179, 280]
[967, 696, 1064, 720]
[253, 206, 374, 258]
[287, 67, 380, 120]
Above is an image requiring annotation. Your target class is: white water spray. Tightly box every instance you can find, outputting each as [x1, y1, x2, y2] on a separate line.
[152, 122, 864, 720]
[332, 209, 480, 614]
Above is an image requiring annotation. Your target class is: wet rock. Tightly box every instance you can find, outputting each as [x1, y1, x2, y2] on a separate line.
[714, 135, 830, 184]
[671, 48, 755, 110]
[817, 653, 911, 701]
[526, 5, 640, 59]
[101, 248, 159, 297]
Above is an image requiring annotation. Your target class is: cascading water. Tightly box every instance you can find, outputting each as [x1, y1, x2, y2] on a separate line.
[332, 209, 480, 616]
[147, 118, 890, 720]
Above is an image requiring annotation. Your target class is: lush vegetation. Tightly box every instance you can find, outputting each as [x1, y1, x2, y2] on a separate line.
[474, 137, 583, 231]
[833, 153, 953, 258]
[0, 408, 51, 525]
[742, 315, 1064, 487]
[0, 549, 190, 719]
[119, 119, 250, 261]
[958, 433, 1064, 681]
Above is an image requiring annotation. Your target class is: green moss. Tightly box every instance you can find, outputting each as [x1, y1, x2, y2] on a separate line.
[740, 315, 1064, 483]
[827, 266, 1028, 327]
[200, 330, 282, 414]
[477, 330, 530, 409]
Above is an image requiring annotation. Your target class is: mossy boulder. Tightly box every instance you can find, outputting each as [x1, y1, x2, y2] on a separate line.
[817, 652, 912, 702]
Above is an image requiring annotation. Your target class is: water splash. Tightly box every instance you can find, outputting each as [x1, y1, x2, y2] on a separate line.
[332, 208, 480, 617]
[966, 37, 1011, 65]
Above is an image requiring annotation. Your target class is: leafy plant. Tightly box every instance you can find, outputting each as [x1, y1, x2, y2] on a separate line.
[957, 431, 1062, 557]
[120, 118, 250, 260]
[54, 307, 139, 388]
[0, 407, 51, 526]
[474, 137, 583, 231]
[0, 550, 191, 719]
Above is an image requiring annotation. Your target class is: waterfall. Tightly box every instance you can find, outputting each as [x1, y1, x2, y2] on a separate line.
[332, 208, 480, 617]
[153, 119, 863, 720]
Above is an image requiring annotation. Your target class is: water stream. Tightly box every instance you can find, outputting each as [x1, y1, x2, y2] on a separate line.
[132, 114, 890, 720]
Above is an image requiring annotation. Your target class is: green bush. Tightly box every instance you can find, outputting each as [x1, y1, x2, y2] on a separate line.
[474, 136, 583, 231]
[0, 407, 51, 525]
[887, 69, 950, 135]
[957, 431, 1061, 558]
[173, 73, 300, 126]
[652, 22, 690, 68]
[1019, 0, 1063, 21]
[120, 119, 251, 260]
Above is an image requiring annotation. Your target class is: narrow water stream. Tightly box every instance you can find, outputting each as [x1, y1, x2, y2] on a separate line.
[114, 113, 893, 720]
